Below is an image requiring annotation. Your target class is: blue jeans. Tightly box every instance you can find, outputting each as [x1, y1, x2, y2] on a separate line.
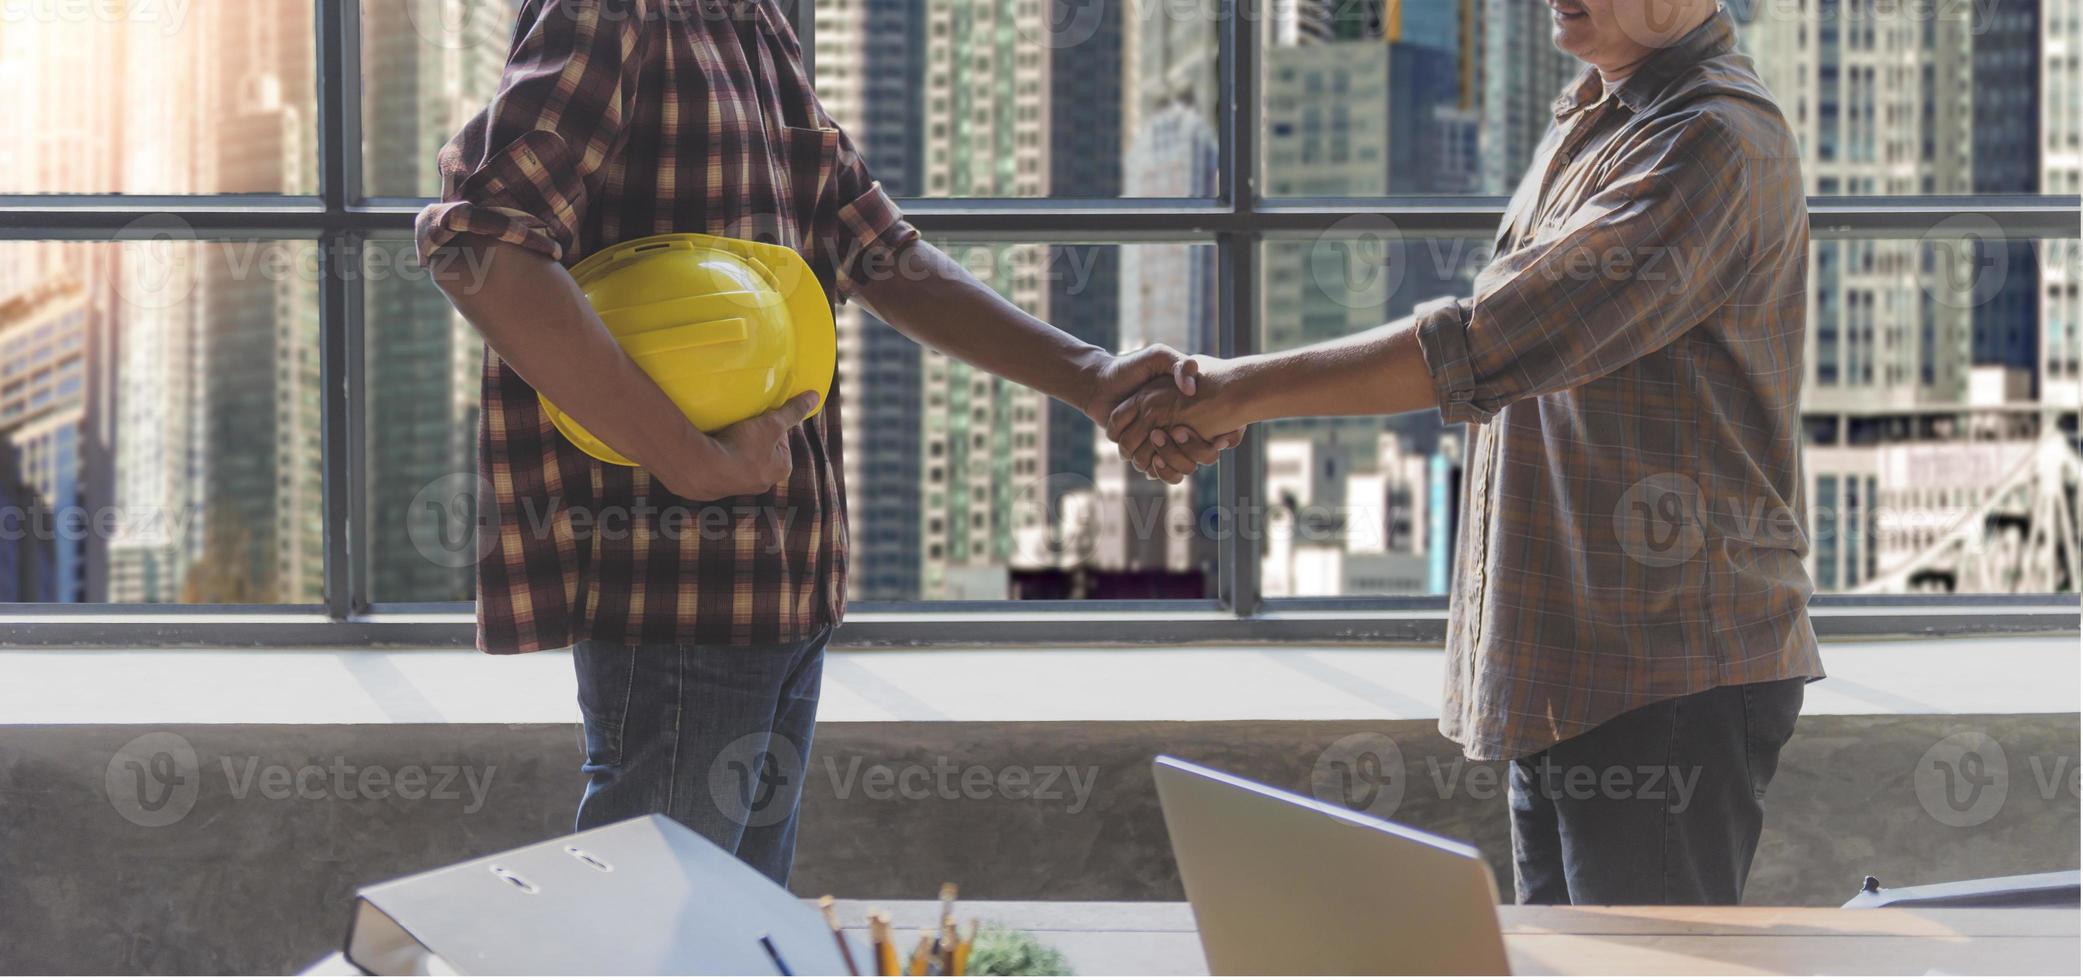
[570, 628, 830, 886]
[1508, 677, 1807, 905]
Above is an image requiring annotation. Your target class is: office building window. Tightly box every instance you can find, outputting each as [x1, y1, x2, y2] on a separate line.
[0, 0, 2072, 635]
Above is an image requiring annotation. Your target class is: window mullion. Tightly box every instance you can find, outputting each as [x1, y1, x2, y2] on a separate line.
[317, 0, 364, 620]
[1214, 0, 1264, 616]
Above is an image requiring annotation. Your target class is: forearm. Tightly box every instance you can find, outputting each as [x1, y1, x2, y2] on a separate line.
[1224, 313, 1439, 424]
[852, 240, 1106, 408]
[430, 235, 724, 479]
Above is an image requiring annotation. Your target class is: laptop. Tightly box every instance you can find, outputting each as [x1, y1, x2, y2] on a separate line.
[1152, 756, 1513, 975]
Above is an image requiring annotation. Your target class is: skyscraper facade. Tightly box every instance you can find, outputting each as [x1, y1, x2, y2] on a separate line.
[2044, 0, 2082, 407]
[913, 0, 1126, 598]
[359, 0, 515, 603]
[1971, 0, 2043, 378]
[818, 0, 929, 600]
[1478, 0, 1584, 194]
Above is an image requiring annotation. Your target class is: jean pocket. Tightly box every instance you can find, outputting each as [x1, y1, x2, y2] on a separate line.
[571, 641, 636, 770]
[1742, 679, 1806, 801]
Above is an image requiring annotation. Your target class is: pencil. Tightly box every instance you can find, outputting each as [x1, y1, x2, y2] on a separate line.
[819, 896, 860, 976]
[938, 882, 958, 925]
[870, 911, 899, 977]
[939, 915, 958, 976]
[952, 920, 976, 976]
[905, 932, 934, 976]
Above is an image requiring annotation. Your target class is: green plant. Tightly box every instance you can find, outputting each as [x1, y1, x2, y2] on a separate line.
[963, 923, 1073, 977]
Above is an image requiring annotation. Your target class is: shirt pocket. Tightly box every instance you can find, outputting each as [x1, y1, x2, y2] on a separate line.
[773, 124, 839, 256]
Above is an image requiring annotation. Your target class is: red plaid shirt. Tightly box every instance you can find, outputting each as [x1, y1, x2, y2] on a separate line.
[416, 0, 916, 653]
[1416, 11, 1825, 760]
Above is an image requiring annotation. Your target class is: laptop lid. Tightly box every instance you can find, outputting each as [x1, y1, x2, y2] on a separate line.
[1153, 756, 1511, 976]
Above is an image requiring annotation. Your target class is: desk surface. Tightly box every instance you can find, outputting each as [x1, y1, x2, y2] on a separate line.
[829, 900, 2081, 976]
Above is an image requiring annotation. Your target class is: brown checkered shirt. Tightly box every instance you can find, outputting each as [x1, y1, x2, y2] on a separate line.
[416, 0, 916, 653]
[1415, 11, 1826, 761]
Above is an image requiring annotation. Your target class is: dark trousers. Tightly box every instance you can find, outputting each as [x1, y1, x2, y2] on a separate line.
[569, 627, 830, 886]
[1508, 678, 1806, 905]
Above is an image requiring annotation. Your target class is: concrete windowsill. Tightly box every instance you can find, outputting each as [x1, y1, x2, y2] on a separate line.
[0, 636, 2074, 726]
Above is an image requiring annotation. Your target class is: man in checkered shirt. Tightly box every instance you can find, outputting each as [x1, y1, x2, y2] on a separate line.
[419, 0, 1232, 884]
[1113, 0, 1824, 904]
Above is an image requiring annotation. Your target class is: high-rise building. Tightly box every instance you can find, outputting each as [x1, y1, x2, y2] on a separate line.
[1388, 40, 1470, 193]
[0, 281, 94, 602]
[1091, 106, 1222, 585]
[105, 15, 207, 604]
[1478, 0, 1583, 194]
[1261, 38, 1394, 468]
[1739, 1, 2076, 594]
[1, 14, 148, 604]
[358, 0, 514, 603]
[1741, 1, 1977, 414]
[916, 0, 1123, 598]
[191, 1, 324, 603]
[2043, 0, 2082, 407]
[1042, 1, 1125, 503]
[817, 0, 928, 195]
[1131, 0, 1219, 130]
[818, 0, 928, 600]
[1971, 0, 2043, 379]
[0, 435, 57, 603]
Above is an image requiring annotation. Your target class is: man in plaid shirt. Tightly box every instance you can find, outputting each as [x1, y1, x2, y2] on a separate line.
[1114, 0, 1824, 904]
[419, 0, 1230, 884]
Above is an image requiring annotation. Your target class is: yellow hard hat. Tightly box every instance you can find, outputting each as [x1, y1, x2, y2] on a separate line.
[539, 232, 836, 467]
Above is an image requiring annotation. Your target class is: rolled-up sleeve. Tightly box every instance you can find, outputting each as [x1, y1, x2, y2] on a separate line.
[1416, 107, 1755, 426]
[811, 113, 919, 300]
[415, 0, 646, 266]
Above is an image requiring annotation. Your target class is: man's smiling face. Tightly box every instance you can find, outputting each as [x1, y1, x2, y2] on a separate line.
[1546, 0, 1717, 74]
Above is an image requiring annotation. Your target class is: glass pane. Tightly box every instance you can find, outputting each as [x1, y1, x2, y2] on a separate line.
[856, 242, 1220, 601]
[364, 239, 483, 603]
[365, 1, 1221, 200]
[818, 0, 1220, 197]
[360, 0, 526, 198]
[1261, 1, 2075, 197]
[1804, 236, 2079, 594]
[1256, 235, 1487, 598]
[364, 241, 1221, 603]
[0, 240, 323, 603]
[1258, 234, 2082, 597]
[0, 4, 316, 195]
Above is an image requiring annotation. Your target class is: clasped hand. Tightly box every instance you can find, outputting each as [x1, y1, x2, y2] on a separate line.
[1090, 348, 1245, 485]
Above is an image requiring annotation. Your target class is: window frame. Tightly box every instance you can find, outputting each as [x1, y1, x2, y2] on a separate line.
[0, 0, 2073, 647]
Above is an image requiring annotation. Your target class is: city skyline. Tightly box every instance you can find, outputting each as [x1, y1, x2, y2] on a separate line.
[0, 0, 2073, 604]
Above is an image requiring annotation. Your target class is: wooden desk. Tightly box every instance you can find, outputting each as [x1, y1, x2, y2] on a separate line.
[829, 900, 2080, 975]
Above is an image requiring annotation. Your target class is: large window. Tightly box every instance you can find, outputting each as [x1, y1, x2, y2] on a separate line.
[0, 0, 2073, 642]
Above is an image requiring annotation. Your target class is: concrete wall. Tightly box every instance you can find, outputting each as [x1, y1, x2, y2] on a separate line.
[2, 714, 2075, 974]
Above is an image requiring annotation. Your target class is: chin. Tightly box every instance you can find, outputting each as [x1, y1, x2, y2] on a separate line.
[1550, 25, 1594, 58]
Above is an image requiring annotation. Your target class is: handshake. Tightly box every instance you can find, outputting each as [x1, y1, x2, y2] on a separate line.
[1083, 344, 1252, 485]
